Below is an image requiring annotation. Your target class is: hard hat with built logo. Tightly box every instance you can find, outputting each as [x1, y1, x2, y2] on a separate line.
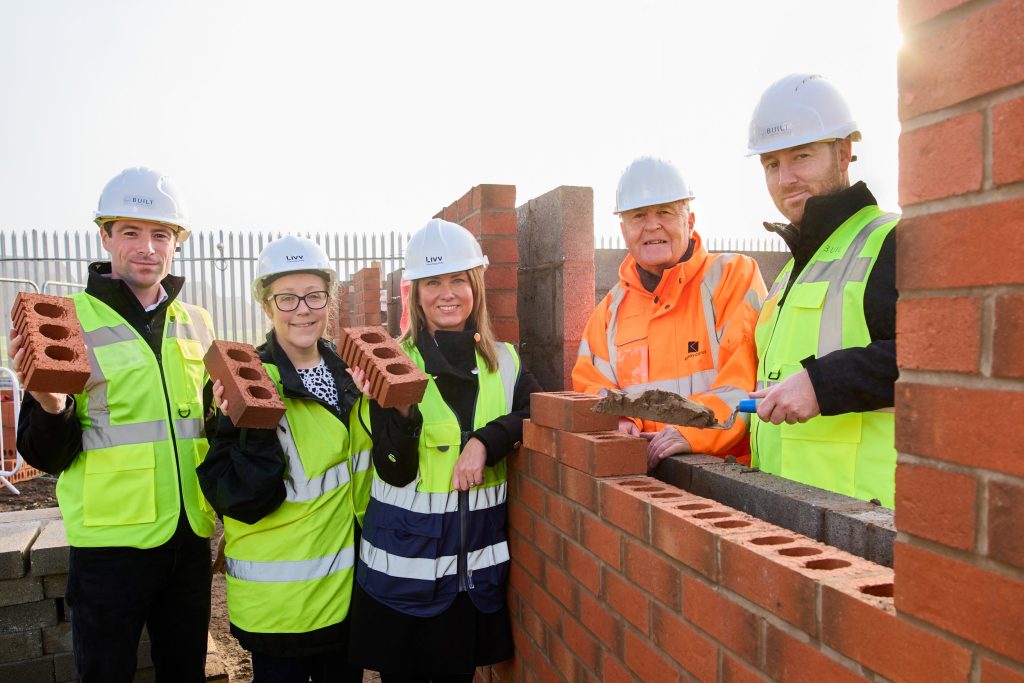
[252, 235, 336, 300]
[614, 156, 695, 214]
[746, 73, 861, 156]
[403, 219, 488, 280]
[94, 167, 192, 242]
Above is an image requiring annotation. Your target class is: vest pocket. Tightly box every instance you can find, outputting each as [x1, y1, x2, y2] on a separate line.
[780, 413, 862, 498]
[83, 443, 157, 526]
[370, 504, 444, 603]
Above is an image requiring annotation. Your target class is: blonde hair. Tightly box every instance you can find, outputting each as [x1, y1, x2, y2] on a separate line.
[401, 266, 499, 372]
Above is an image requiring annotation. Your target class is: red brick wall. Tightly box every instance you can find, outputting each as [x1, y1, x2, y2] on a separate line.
[893, 0, 1024, 675]
[435, 185, 519, 343]
[351, 265, 382, 328]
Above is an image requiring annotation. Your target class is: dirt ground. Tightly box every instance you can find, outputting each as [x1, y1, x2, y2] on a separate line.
[1, 477, 380, 683]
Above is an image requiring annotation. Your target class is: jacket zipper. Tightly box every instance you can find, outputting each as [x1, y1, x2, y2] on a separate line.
[147, 322, 187, 527]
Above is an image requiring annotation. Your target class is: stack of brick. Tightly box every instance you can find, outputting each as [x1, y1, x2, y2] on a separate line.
[336, 326, 427, 408]
[351, 266, 381, 327]
[478, 391, 978, 682]
[1, 390, 16, 475]
[384, 268, 404, 338]
[434, 185, 519, 343]
[892, 1, 1024, 679]
[332, 282, 352, 350]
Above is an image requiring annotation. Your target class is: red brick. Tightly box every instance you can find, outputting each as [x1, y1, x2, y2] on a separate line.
[515, 473, 546, 516]
[559, 431, 647, 477]
[545, 561, 578, 613]
[651, 604, 717, 682]
[982, 659, 1024, 683]
[821, 581, 972, 683]
[545, 633, 582, 682]
[580, 510, 622, 569]
[509, 529, 543, 581]
[988, 479, 1024, 569]
[897, 200, 1024, 290]
[895, 541, 1024, 661]
[490, 319, 520, 344]
[898, 0, 1024, 119]
[603, 568, 650, 635]
[11, 292, 91, 394]
[487, 290, 518, 320]
[533, 518, 562, 562]
[722, 652, 767, 683]
[483, 264, 518, 292]
[522, 421, 556, 457]
[520, 603, 547, 650]
[479, 237, 519, 265]
[479, 210, 518, 238]
[898, 0, 970, 27]
[530, 391, 619, 433]
[578, 588, 621, 649]
[456, 189, 473, 223]
[895, 463, 977, 550]
[599, 481, 651, 541]
[560, 613, 603, 675]
[524, 447, 558, 490]
[994, 293, 1024, 379]
[899, 112, 983, 205]
[601, 652, 634, 683]
[622, 627, 682, 683]
[564, 539, 602, 596]
[460, 211, 481, 236]
[651, 499, 765, 580]
[478, 185, 516, 210]
[204, 340, 285, 429]
[897, 296, 981, 373]
[508, 499, 533, 542]
[896, 383, 1024, 477]
[764, 624, 867, 683]
[338, 326, 427, 408]
[560, 465, 598, 512]
[623, 539, 682, 609]
[683, 577, 760, 664]
[994, 96, 1024, 185]
[546, 490, 577, 538]
[531, 578, 563, 629]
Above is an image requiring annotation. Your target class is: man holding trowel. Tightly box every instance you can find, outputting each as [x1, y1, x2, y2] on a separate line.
[573, 156, 766, 468]
[745, 74, 898, 507]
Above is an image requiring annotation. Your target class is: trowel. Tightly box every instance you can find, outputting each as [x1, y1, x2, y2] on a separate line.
[592, 389, 758, 430]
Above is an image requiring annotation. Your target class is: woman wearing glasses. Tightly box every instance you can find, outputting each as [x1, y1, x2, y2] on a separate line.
[198, 235, 371, 683]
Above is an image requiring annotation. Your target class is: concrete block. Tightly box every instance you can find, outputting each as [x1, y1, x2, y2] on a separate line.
[0, 598, 57, 635]
[0, 628, 42, 664]
[824, 507, 896, 568]
[41, 574, 66, 599]
[0, 654, 54, 682]
[0, 576, 43, 608]
[30, 522, 68, 576]
[0, 521, 41, 580]
[41, 622, 71, 654]
[203, 341, 285, 429]
[11, 292, 91, 394]
[0, 508, 62, 525]
[53, 651, 74, 682]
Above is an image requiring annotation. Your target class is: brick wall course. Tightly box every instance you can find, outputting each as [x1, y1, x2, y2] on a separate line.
[897, 296, 981, 373]
[993, 95, 1024, 185]
[987, 479, 1024, 569]
[993, 293, 1024, 379]
[899, 112, 984, 204]
[895, 462, 978, 550]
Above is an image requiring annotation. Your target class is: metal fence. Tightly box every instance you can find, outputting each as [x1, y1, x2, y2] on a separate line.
[0, 228, 409, 353]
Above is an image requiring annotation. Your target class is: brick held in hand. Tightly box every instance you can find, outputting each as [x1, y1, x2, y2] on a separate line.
[10, 292, 91, 394]
[337, 326, 428, 408]
[203, 340, 286, 429]
[530, 391, 620, 433]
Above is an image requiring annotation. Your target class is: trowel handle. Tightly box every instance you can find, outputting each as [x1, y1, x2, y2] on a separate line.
[737, 399, 760, 413]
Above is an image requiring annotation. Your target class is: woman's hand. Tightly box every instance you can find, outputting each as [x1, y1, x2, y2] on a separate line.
[212, 379, 229, 414]
[452, 437, 486, 491]
[346, 366, 412, 418]
[7, 329, 67, 414]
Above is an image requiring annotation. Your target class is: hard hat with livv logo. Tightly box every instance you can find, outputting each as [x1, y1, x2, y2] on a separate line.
[94, 167, 192, 242]
[746, 73, 861, 156]
[614, 156, 695, 214]
[403, 219, 488, 281]
[252, 235, 335, 299]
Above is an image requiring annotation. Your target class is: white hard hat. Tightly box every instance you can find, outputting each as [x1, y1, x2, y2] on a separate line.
[747, 73, 861, 156]
[94, 167, 192, 242]
[404, 219, 488, 280]
[252, 235, 335, 299]
[614, 156, 695, 214]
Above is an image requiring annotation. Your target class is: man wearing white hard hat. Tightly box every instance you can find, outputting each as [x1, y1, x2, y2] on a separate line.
[9, 167, 216, 681]
[746, 74, 899, 508]
[573, 157, 767, 469]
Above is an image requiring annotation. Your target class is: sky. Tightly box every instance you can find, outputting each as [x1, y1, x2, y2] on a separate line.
[0, 1, 902, 245]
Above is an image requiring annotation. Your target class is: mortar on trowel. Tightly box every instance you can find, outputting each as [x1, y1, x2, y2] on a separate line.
[592, 388, 758, 429]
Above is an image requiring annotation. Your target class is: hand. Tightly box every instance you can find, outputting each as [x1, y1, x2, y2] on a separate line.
[617, 417, 640, 437]
[750, 369, 820, 425]
[640, 426, 691, 470]
[451, 437, 486, 491]
[346, 366, 412, 417]
[8, 329, 67, 414]
[212, 379, 229, 414]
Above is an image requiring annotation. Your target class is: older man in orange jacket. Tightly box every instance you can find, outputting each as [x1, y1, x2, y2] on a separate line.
[573, 157, 766, 468]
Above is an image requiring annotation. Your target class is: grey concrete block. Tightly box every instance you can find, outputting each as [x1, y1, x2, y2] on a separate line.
[0, 522, 41, 580]
[0, 654, 54, 682]
[42, 574, 67, 599]
[824, 507, 896, 567]
[30, 522, 68, 577]
[0, 628, 43, 664]
[0, 576, 43, 608]
[0, 598, 57, 635]
[41, 623, 71, 654]
[517, 186, 594, 264]
[0, 508, 62, 525]
[53, 651, 74, 682]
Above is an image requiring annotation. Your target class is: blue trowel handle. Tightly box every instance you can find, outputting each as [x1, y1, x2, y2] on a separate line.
[737, 399, 760, 413]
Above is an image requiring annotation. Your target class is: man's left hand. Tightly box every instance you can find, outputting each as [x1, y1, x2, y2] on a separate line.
[640, 426, 691, 470]
[750, 369, 821, 425]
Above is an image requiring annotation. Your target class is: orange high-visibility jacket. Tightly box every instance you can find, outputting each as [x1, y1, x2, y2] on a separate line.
[572, 232, 766, 455]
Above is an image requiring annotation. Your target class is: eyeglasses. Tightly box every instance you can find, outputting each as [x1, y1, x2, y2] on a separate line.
[268, 290, 329, 312]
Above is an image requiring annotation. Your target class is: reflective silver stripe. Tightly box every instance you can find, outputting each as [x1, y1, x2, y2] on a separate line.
[372, 478, 507, 514]
[351, 448, 372, 474]
[82, 324, 137, 348]
[767, 268, 791, 301]
[621, 369, 718, 397]
[577, 338, 592, 358]
[174, 418, 203, 440]
[82, 420, 168, 450]
[168, 303, 214, 350]
[745, 287, 764, 311]
[359, 540, 509, 581]
[276, 414, 352, 503]
[225, 545, 355, 583]
[700, 254, 743, 369]
[602, 284, 628, 385]
[797, 213, 898, 357]
[579, 338, 617, 384]
[80, 325, 138, 426]
[496, 344, 518, 411]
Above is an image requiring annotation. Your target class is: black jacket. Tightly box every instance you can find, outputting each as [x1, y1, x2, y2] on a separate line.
[766, 181, 897, 414]
[370, 329, 541, 487]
